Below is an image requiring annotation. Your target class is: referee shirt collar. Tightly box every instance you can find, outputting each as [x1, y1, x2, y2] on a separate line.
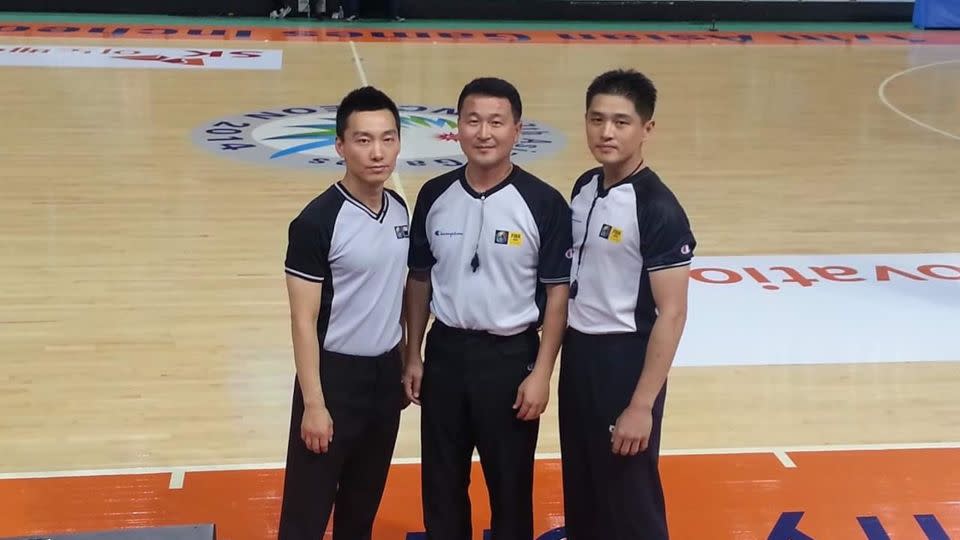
[458, 164, 521, 200]
[596, 165, 651, 197]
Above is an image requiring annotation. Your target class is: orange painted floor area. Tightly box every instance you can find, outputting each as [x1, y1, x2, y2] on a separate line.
[3, 22, 960, 46]
[2, 449, 959, 539]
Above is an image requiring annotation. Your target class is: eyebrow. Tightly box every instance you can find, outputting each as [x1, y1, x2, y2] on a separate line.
[587, 111, 634, 120]
[465, 112, 505, 119]
[351, 129, 399, 137]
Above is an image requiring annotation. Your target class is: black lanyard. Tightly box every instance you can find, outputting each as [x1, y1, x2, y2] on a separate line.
[570, 161, 643, 299]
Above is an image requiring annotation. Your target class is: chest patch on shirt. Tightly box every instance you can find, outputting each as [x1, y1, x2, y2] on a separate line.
[394, 225, 410, 239]
[495, 230, 524, 246]
[599, 224, 623, 244]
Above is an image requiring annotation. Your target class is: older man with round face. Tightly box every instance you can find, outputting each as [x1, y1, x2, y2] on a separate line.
[403, 77, 573, 540]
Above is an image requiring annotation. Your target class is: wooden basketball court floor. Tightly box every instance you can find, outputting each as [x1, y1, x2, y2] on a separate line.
[1, 16, 959, 539]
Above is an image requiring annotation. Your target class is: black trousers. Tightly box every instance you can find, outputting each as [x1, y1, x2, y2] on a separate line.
[277, 347, 403, 540]
[420, 321, 540, 540]
[559, 329, 669, 540]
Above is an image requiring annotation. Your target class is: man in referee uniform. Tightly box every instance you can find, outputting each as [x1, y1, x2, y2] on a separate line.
[277, 86, 409, 540]
[561, 69, 696, 540]
[402, 77, 572, 540]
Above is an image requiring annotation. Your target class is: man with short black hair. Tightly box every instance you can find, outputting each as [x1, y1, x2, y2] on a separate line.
[561, 68, 696, 540]
[277, 86, 409, 540]
[403, 77, 572, 540]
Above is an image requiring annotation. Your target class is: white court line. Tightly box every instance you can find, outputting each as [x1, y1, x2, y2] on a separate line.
[169, 468, 186, 489]
[348, 40, 409, 203]
[878, 59, 960, 141]
[348, 41, 369, 86]
[4, 441, 960, 483]
[774, 451, 797, 468]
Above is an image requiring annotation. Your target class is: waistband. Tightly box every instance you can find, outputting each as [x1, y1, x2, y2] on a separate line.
[431, 319, 537, 340]
[565, 327, 650, 341]
[322, 344, 401, 362]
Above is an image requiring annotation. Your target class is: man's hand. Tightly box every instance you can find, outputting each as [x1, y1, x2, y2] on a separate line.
[514, 369, 550, 421]
[301, 404, 334, 454]
[403, 353, 424, 406]
[611, 404, 652, 456]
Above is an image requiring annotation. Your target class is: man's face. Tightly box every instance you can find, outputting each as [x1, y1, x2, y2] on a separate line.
[335, 109, 400, 185]
[457, 95, 521, 169]
[585, 93, 654, 166]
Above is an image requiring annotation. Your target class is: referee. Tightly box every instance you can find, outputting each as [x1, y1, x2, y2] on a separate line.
[277, 86, 409, 540]
[560, 69, 696, 540]
[402, 77, 572, 540]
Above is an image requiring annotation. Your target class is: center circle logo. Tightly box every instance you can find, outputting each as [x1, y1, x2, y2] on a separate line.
[192, 104, 565, 171]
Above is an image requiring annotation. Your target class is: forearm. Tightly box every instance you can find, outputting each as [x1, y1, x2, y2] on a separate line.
[399, 289, 408, 358]
[630, 310, 686, 409]
[291, 319, 324, 408]
[404, 272, 432, 362]
[533, 285, 568, 377]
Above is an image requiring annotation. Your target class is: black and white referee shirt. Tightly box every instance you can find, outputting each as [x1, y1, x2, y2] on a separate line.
[409, 165, 572, 336]
[568, 166, 696, 336]
[284, 182, 410, 357]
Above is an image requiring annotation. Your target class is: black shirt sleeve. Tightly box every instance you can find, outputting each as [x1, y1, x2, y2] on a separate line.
[638, 188, 696, 272]
[284, 215, 332, 283]
[408, 181, 438, 272]
[514, 170, 573, 284]
[537, 189, 573, 283]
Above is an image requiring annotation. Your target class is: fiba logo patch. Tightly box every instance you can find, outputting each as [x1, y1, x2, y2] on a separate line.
[192, 104, 565, 172]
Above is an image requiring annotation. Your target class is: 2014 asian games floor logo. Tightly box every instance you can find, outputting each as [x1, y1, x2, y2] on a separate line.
[192, 104, 564, 171]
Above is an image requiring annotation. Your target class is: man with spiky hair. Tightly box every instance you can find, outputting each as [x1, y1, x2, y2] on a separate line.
[561, 69, 697, 540]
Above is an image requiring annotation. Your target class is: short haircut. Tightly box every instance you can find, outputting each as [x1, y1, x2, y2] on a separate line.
[586, 69, 657, 122]
[336, 86, 401, 139]
[456, 77, 523, 122]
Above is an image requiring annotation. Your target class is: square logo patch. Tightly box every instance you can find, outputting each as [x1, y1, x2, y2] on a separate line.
[394, 225, 409, 239]
[599, 224, 622, 243]
[494, 230, 523, 246]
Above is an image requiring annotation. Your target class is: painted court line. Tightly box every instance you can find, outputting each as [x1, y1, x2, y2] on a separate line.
[774, 450, 797, 468]
[878, 59, 960, 141]
[348, 40, 408, 203]
[169, 468, 186, 489]
[4, 441, 960, 482]
[348, 41, 369, 86]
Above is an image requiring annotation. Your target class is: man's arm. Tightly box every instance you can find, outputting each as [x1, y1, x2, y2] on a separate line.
[633, 265, 689, 406]
[398, 277, 412, 408]
[402, 270, 432, 405]
[402, 183, 438, 406]
[286, 274, 335, 453]
[515, 187, 573, 421]
[514, 282, 568, 420]
[611, 264, 690, 455]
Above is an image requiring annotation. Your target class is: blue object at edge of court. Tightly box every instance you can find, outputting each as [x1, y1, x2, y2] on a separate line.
[913, 0, 960, 29]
